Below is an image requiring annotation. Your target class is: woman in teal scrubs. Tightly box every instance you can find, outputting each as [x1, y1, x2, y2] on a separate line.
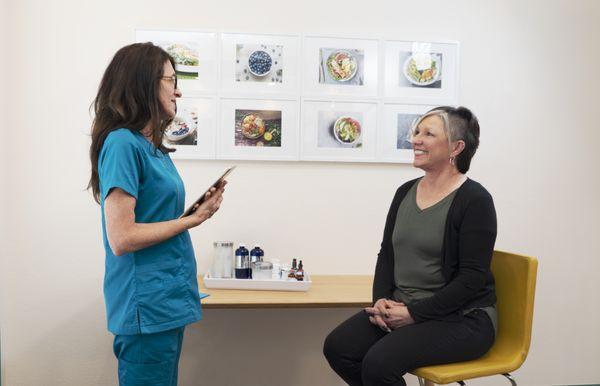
[88, 42, 225, 386]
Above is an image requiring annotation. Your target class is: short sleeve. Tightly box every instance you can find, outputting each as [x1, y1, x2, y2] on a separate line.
[98, 130, 142, 202]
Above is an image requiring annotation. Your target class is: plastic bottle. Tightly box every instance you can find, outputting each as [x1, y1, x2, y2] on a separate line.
[235, 244, 250, 279]
[250, 245, 264, 278]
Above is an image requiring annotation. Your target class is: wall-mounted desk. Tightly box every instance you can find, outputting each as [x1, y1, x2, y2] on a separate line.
[198, 275, 374, 309]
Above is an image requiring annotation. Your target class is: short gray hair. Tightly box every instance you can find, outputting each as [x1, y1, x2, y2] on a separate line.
[410, 106, 480, 173]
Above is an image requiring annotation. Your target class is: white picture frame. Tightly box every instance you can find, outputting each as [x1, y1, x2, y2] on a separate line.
[135, 29, 218, 95]
[300, 100, 378, 162]
[220, 33, 300, 97]
[384, 40, 459, 104]
[217, 98, 299, 161]
[134, 28, 461, 164]
[165, 97, 217, 159]
[302, 36, 379, 97]
[377, 103, 435, 163]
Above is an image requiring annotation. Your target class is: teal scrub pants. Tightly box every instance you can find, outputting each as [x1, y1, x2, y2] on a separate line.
[113, 327, 185, 386]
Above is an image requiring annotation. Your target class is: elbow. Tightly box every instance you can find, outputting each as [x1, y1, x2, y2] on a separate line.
[108, 236, 132, 256]
[109, 241, 127, 257]
[111, 245, 127, 257]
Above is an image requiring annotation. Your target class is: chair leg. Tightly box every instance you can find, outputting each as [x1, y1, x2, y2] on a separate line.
[417, 377, 435, 386]
[502, 373, 517, 386]
[417, 376, 470, 386]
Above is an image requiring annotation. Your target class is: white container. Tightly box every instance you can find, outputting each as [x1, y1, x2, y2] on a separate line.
[270, 259, 281, 280]
[251, 261, 272, 280]
[203, 273, 312, 292]
[212, 241, 234, 278]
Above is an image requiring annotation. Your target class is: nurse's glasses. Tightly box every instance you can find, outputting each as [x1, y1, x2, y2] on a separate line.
[160, 75, 178, 89]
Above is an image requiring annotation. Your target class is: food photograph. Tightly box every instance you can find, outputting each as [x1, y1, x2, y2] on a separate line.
[163, 106, 199, 146]
[395, 113, 420, 149]
[234, 109, 282, 147]
[318, 48, 364, 86]
[317, 110, 363, 148]
[163, 42, 201, 80]
[235, 44, 283, 83]
[398, 51, 443, 88]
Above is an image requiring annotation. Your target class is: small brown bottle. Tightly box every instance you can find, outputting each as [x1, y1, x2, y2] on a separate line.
[288, 258, 298, 279]
[295, 260, 304, 281]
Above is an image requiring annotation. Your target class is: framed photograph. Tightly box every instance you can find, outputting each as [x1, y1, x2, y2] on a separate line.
[135, 29, 218, 94]
[384, 40, 459, 104]
[302, 36, 379, 97]
[164, 97, 217, 159]
[218, 98, 299, 161]
[220, 33, 300, 96]
[377, 104, 435, 163]
[300, 100, 377, 162]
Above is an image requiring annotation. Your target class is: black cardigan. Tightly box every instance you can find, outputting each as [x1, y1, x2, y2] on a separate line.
[373, 178, 497, 323]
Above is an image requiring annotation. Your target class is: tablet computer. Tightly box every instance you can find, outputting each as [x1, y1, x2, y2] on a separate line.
[179, 166, 236, 218]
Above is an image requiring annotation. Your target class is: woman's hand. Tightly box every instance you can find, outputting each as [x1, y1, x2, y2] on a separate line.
[186, 180, 227, 227]
[365, 299, 415, 332]
[365, 298, 393, 333]
[381, 300, 415, 330]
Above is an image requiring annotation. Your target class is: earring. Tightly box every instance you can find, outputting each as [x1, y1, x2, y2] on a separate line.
[450, 156, 455, 166]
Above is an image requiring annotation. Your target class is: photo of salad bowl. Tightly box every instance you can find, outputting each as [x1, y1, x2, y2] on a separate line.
[247, 50, 273, 77]
[241, 113, 266, 139]
[165, 43, 200, 74]
[165, 115, 197, 142]
[333, 116, 362, 145]
[326, 50, 358, 82]
[403, 53, 441, 86]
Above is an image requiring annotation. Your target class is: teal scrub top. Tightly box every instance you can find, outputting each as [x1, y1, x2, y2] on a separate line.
[99, 128, 202, 335]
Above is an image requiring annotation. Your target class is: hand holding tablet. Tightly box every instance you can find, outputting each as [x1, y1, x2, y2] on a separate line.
[180, 166, 236, 218]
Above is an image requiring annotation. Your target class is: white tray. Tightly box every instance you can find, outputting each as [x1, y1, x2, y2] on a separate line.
[203, 273, 311, 292]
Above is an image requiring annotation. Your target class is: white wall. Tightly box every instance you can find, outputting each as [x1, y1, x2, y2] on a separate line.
[1, 0, 9, 383]
[1, 0, 599, 385]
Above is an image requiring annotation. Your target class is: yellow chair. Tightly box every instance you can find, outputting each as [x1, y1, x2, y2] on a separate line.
[411, 250, 538, 386]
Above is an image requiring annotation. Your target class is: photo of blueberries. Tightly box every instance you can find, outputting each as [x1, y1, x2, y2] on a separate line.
[248, 50, 272, 76]
[235, 44, 283, 84]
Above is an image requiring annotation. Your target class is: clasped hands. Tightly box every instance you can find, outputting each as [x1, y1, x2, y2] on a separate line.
[365, 298, 415, 333]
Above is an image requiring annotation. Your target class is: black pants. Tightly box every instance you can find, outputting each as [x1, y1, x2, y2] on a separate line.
[323, 309, 494, 386]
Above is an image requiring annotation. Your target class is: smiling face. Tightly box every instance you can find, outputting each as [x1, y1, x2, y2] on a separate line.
[158, 60, 182, 119]
[411, 114, 455, 172]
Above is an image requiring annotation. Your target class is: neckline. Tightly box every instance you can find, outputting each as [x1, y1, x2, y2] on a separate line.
[413, 177, 467, 212]
[130, 129, 166, 155]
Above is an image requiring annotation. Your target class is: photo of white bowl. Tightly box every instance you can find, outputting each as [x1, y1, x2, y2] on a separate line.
[165, 115, 197, 142]
[164, 43, 200, 75]
[247, 50, 273, 77]
[402, 54, 441, 86]
[175, 63, 200, 74]
[333, 116, 362, 145]
[326, 50, 358, 82]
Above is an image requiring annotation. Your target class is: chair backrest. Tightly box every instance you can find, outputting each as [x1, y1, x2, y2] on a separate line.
[490, 250, 538, 367]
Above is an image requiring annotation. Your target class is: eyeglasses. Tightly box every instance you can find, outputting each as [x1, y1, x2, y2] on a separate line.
[160, 74, 178, 89]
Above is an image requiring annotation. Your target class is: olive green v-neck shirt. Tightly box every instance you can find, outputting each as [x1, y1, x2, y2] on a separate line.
[392, 180, 456, 304]
[392, 180, 497, 333]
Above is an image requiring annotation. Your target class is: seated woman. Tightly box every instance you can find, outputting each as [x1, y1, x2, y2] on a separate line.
[323, 106, 497, 386]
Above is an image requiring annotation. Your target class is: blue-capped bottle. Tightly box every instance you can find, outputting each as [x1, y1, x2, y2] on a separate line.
[249, 245, 264, 279]
[235, 243, 250, 279]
